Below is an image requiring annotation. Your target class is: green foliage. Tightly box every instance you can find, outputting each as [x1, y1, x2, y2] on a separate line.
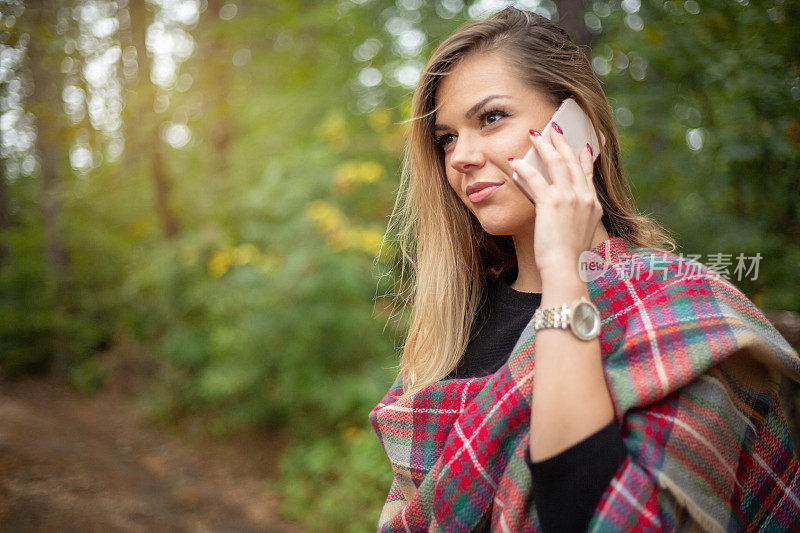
[595, 0, 800, 309]
[278, 425, 393, 532]
[0, 211, 52, 376]
[0, 175, 122, 377]
[68, 356, 107, 395]
[125, 227, 399, 437]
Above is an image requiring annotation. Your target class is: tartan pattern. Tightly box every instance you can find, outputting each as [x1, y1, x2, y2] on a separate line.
[369, 236, 800, 532]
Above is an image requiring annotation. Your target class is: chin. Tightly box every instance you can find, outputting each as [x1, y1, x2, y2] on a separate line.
[469, 200, 534, 235]
[474, 212, 533, 236]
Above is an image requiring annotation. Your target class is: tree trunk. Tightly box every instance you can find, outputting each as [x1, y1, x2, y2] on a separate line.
[126, 0, 179, 239]
[0, 156, 9, 267]
[199, 0, 234, 201]
[556, 0, 593, 51]
[151, 135, 178, 238]
[26, 0, 71, 373]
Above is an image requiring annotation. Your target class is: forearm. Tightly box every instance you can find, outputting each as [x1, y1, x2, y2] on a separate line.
[528, 270, 616, 462]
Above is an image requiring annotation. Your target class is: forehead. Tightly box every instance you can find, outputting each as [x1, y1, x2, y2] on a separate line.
[434, 52, 531, 119]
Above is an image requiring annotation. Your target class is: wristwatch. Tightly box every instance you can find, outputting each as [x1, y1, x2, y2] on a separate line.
[532, 296, 601, 341]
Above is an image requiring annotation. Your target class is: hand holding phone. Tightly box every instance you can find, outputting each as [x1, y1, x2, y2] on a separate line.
[511, 98, 605, 201]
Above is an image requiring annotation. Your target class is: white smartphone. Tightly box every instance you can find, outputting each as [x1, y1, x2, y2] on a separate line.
[511, 97, 605, 201]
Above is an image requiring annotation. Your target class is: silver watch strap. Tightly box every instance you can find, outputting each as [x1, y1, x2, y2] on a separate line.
[533, 303, 571, 330]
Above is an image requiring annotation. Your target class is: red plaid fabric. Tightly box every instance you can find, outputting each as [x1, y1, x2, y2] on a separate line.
[369, 236, 800, 531]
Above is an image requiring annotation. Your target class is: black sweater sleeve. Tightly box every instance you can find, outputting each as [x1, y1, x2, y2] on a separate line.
[526, 419, 628, 532]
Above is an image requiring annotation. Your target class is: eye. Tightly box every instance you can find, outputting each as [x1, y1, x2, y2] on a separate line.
[435, 133, 456, 148]
[479, 108, 509, 126]
[433, 108, 510, 151]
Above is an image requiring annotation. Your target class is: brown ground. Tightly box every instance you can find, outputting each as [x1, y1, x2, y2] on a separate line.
[0, 344, 304, 533]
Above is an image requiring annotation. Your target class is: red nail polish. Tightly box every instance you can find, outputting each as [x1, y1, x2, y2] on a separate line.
[508, 157, 515, 161]
[586, 143, 593, 156]
[551, 122, 562, 134]
[529, 129, 541, 136]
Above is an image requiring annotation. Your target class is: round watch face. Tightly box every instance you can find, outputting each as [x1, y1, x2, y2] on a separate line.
[571, 301, 601, 340]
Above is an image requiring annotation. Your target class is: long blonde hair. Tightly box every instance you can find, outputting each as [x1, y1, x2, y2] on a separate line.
[382, 7, 676, 398]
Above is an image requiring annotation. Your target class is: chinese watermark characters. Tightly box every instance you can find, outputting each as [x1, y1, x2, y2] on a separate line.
[578, 251, 762, 283]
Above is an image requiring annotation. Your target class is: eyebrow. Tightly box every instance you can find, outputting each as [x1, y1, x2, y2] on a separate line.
[433, 94, 512, 132]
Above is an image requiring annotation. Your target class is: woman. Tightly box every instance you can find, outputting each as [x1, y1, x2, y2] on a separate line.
[369, 7, 800, 532]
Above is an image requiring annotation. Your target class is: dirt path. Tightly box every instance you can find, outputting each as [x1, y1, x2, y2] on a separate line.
[0, 355, 303, 532]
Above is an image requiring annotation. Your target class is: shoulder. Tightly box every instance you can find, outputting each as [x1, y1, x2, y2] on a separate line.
[588, 244, 770, 338]
[590, 244, 747, 301]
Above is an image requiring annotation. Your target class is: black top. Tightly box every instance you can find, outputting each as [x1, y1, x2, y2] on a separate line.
[526, 421, 627, 532]
[447, 266, 628, 532]
[444, 266, 542, 379]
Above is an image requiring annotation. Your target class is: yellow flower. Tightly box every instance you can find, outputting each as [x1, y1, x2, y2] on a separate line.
[333, 162, 360, 189]
[316, 110, 348, 152]
[359, 161, 384, 183]
[306, 200, 344, 233]
[352, 227, 385, 255]
[127, 217, 149, 239]
[306, 200, 394, 258]
[208, 249, 233, 277]
[368, 107, 392, 132]
[334, 160, 385, 189]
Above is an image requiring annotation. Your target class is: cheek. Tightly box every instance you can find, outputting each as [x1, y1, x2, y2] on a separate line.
[498, 185, 538, 227]
[445, 172, 461, 197]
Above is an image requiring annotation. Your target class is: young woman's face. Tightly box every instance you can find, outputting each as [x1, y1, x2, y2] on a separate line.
[434, 51, 559, 236]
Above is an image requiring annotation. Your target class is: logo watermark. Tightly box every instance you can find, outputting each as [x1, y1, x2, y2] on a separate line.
[578, 251, 608, 282]
[578, 251, 762, 283]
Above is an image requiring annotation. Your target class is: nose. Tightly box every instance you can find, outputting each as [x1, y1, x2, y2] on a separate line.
[448, 132, 485, 174]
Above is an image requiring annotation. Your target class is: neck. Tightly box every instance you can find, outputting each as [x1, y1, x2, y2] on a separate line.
[509, 223, 610, 293]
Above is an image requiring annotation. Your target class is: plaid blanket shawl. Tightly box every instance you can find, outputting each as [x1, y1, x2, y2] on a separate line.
[369, 236, 800, 532]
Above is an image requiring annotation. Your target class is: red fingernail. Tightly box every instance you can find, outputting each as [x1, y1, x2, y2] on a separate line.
[508, 157, 515, 161]
[529, 129, 541, 136]
[551, 122, 562, 134]
[586, 143, 593, 156]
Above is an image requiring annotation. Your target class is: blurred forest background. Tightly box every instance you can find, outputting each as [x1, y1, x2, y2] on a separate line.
[0, 0, 798, 530]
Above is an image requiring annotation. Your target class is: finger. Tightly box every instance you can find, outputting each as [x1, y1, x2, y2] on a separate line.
[529, 128, 573, 193]
[507, 156, 549, 204]
[580, 143, 596, 189]
[549, 123, 589, 194]
[580, 143, 603, 205]
[579, 144, 604, 222]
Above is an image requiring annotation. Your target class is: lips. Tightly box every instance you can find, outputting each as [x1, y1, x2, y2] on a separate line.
[467, 182, 503, 203]
[465, 181, 504, 196]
